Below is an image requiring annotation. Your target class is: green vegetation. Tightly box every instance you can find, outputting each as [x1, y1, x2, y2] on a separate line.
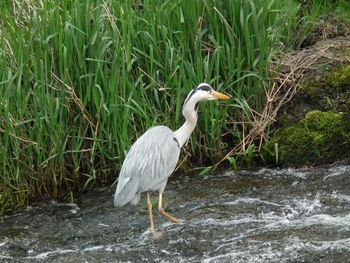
[268, 111, 350, 165]
[267, 43, 350, 166]
[0, 0, 349, 214]
[0, 0, 295, 214]
[326, 64, 350, 88]
[287, 0, 350, 48]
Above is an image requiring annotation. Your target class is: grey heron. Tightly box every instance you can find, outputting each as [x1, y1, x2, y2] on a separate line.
[114, 83, 230, 239]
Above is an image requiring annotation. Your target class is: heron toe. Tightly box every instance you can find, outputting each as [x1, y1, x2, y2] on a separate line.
[158, 208, 179, 223]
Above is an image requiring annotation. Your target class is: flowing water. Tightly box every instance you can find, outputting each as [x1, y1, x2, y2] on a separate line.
[1, 163, 350, 262]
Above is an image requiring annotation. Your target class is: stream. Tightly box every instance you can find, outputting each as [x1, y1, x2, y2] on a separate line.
[1, 163, 350, 262]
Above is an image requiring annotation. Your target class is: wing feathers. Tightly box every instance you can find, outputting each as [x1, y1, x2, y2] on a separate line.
[114, 126, 181, 207]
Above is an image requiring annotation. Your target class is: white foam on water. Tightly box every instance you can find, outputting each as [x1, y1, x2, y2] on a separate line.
[201, 247, 287, 263]
[331, 191, 350, 203]
[251, 165, 349, 180]
[283, 168, 310, 179]
[251, 167, 310, 179]
[193, 217, 268, 228]
[307, 237, 350, 251]
[69, 208, 79, 214]
[202, 237, 350, 263]
[26, 249, 77, 260]
[82, 244, 119, 253]
[260, 212, 350, 235]
[281, 193, 323, 220]
[83, 245, 105, 252]
[186, 193, 335, 247]
[274, 236, 350, 259]
[199, 191, 349, 260]
[304, 213, 350, 227]
[323, 165, 350, 181]
[2, 165, 348, 263]
[25, 244, 121, 261]
[201, 251, 250, 263]
[104, 245, 114, 252]
[223, 197, 282, 207]
[260, 191, 349, 230]
[0, 255, 13, 260]
[0, 240, 7, 247]
[98, 223, 110, 228]
[50, 200, 80, 210]
[196, 193, 325, 228]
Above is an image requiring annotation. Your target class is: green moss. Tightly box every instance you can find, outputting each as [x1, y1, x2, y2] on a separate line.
[326, 64, 350, 88]
[302, 84, 322, 97]
[296, 63, 350, 115]
[304, 110, 342, 131]
[267, 110, 350, 166]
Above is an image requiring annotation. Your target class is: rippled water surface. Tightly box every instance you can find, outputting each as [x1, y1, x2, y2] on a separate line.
[1, 164, 350, 262]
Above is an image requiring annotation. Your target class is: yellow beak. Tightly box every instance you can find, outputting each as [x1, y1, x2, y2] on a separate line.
[211, 91, 231, 100]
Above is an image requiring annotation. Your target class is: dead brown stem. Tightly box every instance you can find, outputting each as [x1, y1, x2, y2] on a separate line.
[218, 40, 350, 166]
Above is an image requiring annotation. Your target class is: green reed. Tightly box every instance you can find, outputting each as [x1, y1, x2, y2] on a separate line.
[0, 0, 301, 214]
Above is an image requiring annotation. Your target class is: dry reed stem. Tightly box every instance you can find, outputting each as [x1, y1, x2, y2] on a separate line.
[51, 72, 96, 130]
[218, 39, 350, 166]
[0, 111, 38, 145]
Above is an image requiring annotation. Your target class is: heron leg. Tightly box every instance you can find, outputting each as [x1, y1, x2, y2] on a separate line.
[158, 192, 179, 223]
[147, 192, 162, 240]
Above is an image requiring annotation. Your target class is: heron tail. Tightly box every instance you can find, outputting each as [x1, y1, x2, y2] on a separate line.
[113, 177, 139, 207]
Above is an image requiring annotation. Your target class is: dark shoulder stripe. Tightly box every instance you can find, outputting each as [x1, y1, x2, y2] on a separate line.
[173, 137, 180, 148]
[184, 89, 196, 105]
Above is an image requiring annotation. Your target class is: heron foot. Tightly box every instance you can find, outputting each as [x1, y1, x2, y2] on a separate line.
[158, 208, 179, 224]
[152, 230, 164, 240]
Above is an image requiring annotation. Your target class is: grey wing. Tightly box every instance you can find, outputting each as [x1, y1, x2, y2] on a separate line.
[114, 126, 181, 207]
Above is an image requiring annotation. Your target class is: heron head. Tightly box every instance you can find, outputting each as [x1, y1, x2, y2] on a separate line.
[184, 83, 230, 106]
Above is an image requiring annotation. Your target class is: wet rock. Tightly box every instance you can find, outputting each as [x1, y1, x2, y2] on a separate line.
[1, 165, 350, 262]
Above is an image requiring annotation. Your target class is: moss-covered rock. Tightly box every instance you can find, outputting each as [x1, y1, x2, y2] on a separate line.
[277, 42, 350, 126]
[267, 110, 350, 166]
[326, 64, 350, 88]
[264, 38, 350, 167]
[300, 63, 350, 114]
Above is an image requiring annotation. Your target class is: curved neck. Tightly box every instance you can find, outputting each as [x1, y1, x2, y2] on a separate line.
[174, 100, 198, 148]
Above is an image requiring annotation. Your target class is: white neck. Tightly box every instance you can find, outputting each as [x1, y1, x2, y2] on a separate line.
[174, 99, 198, 148]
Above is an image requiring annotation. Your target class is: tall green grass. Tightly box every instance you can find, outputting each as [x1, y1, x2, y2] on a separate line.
[0, 0, 300, 214]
